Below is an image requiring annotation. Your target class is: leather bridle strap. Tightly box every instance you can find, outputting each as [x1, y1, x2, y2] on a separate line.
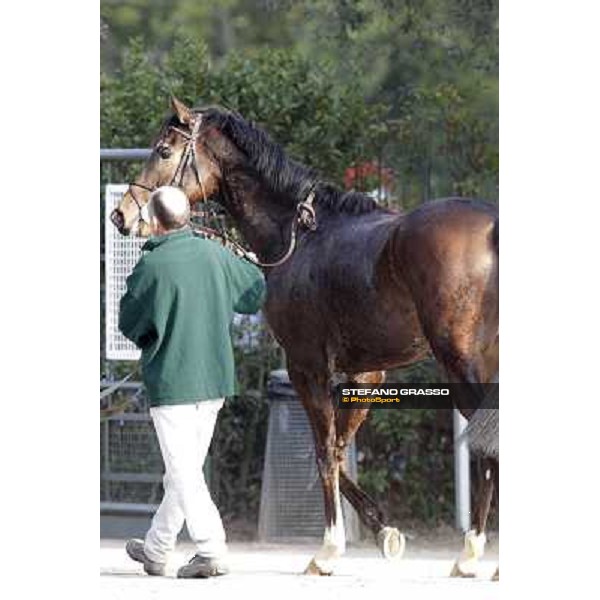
[169, 118, 208, 202]
[192, 221, 300, 268]
[126, 116, 209, 223]
[193, 189, 317, 269]
[128, 182, 153, 213]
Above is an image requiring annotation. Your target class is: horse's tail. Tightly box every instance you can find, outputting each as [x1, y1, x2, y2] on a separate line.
[465, 381, 499, 459]
[467, 408, 499, 459]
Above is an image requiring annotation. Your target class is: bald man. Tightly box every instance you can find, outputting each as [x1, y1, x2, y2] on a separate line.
[119, 186, 266, 578]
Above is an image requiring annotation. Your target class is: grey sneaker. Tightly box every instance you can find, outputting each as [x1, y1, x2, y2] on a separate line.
[177, 555, 229, 579]
[125, 538, 166, 576]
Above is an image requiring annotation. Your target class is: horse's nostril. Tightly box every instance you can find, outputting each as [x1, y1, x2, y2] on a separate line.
[110, 209, 125, 231]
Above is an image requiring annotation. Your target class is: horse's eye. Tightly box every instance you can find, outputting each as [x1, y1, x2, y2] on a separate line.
[158, 145, 172, 159]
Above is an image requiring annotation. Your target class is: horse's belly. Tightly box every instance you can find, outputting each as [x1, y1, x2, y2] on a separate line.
[265, 280, 429, 374]
[332, 315, 430, 373]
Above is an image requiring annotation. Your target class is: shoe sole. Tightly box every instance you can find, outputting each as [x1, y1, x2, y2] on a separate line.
[177, 566, 229, 579]
[144, 564, 167, 577]
[126, 540, 166, 576]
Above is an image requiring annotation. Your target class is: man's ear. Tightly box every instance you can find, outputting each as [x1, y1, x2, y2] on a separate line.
[171, 96, 192, 125]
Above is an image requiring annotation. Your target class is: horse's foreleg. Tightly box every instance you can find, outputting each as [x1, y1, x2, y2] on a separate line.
[304, 461, 345, 576]
[306, 418, 345, 575]
[450, 458, 497, 578]
[288, 366, 345, 576]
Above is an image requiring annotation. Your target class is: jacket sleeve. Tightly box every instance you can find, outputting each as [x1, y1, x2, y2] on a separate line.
[118, 261, 159, 349]
[222, 251, 267, 315]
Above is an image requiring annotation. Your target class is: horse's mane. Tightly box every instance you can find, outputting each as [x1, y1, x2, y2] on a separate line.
[196, 106, 379, 216]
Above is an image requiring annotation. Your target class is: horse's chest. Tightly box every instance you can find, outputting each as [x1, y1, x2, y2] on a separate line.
[263, 259, 378, 347]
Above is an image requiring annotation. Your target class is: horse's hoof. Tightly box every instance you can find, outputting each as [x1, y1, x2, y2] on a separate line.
[303, 558, 333, 576]
[449, 560, 477, 578]
[449, 529, 485, 577]
[491, 567, 499, 581]
[377, 526, 406, 559]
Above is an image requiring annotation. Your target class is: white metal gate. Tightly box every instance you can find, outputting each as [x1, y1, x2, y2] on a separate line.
[102, 183, 160, 516]
[104, 184, 144, 361]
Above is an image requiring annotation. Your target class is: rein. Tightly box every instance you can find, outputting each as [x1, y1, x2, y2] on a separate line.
[129, 113, 319, 269]
[191, 188, 316, 268]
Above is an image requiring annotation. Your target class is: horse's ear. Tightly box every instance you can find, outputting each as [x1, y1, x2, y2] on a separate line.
[170, 96, 192, 125]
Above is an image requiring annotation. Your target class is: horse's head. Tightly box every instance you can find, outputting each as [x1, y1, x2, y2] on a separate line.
[110, 97, 225, 236]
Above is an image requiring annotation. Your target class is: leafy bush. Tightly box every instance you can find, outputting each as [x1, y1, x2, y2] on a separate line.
[101, 36, 387, 188]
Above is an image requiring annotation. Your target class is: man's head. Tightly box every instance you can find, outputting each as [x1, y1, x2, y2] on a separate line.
[142, 186, 191, 236]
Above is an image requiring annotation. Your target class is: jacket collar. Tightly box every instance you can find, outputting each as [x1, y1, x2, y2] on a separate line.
[142, 227, 193, 252]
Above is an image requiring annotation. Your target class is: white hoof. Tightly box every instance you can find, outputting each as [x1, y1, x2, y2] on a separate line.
[450, 530, 486, 578]
[304, 558, 334, 576]
[450, 559, 477, 578]
[377, 527, 406, 560]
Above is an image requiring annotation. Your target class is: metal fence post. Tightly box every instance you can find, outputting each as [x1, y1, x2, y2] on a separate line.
[100, 149, 151, 161]
[453, 408, 471, 532]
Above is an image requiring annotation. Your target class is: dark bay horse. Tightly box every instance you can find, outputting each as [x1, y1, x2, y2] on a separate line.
[111, 98, 499, 577]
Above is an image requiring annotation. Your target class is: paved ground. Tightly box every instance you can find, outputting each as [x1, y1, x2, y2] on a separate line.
[100, 536, 499, 599]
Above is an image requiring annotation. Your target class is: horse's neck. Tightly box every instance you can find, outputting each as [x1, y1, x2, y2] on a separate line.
[222, 174, 296, 262]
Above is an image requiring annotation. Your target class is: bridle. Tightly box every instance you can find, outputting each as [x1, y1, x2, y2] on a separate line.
[127, 116, 207, 217]
[126, 113, 319, 268]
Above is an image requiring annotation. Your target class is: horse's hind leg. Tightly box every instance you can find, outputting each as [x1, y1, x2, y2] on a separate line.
[491, 460, 499, 580]
[422, 320, 498, 576]
[288, 364, 345, 576]
[336, 371, 405, 559]
[397, 206, 499, 576]
[450, 457, 497, 578]
[436, 341, 497, 577]
[479, 459, 499, 581]
[438, 342, 497, 577]
[338, 469, 405, 558]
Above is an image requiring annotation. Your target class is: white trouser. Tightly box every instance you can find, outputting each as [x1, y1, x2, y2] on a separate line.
[143, 399, 226, 563]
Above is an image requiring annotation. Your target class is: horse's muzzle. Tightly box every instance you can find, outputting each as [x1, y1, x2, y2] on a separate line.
[110, 209, 126, 234]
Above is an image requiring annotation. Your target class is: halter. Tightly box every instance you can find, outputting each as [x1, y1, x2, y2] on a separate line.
[127, 113, 318, 268]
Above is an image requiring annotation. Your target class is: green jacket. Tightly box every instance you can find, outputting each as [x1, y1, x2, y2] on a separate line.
[118, 228, 266, 406]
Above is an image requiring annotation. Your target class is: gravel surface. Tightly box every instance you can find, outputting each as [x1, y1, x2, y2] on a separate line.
[101, 537, 499, 599]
